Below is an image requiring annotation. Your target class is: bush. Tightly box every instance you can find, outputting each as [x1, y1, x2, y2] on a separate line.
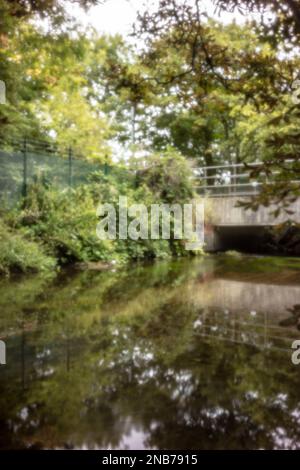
[136, 148, 195, 203]
[1, 149, 200, 275]
[0, 219, 56, 276]
[14, 183, 116, 265]
[15, 181, 174, 264]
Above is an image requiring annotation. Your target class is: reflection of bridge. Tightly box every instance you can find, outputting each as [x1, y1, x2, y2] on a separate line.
[192, 277, 300, 354]
[194, 162, 300, 251]
[195, 328, 294, 354]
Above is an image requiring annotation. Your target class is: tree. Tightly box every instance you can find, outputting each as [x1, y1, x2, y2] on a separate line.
[0, 18, 117, 159]
[0, 0, 100, 23]
[135, 0, 300, 212]
[215, 0, 300, 44]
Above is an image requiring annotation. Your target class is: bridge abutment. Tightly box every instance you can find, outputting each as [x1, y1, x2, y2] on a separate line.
[203, 197, 300, 254]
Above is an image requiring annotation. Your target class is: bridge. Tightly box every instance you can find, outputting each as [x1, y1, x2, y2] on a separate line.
[194, 162, 300, 252]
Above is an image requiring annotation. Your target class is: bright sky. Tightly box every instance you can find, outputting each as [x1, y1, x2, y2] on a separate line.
[72, 0, 259, 36]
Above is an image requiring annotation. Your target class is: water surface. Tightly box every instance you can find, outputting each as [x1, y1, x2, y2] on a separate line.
[1, 255, 300, 449]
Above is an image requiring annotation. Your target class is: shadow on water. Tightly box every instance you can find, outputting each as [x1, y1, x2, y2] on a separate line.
[1, 254, 300, 449]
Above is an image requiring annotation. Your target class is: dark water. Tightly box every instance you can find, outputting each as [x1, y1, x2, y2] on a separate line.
[1, 254, 300, 450]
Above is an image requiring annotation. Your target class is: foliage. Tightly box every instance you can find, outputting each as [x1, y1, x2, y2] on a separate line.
[136, 148, 195, 203]
[1, 149, 198, 275]
[135, 1, 300, 210]
[12, 182, 117, 265]
[215, 0, 300, 44]
[0, 218, 56, 275]
[0, 0, 99, 23]
[2, 0, 300, 215]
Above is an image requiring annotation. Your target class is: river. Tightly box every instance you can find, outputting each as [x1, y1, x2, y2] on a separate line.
[1, 254, 300, 449]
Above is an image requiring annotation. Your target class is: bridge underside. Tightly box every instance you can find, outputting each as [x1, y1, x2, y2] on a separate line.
[205, 225, 269, 253]
[203, 197, 300, 254]
[204, 196, 300, 226]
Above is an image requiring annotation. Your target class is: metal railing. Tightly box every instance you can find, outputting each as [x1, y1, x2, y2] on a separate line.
[194, 161, 268, 197]
[194, 308, 299, 354]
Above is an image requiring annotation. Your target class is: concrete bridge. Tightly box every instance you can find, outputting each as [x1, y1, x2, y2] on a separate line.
[194, 162, 300, 252]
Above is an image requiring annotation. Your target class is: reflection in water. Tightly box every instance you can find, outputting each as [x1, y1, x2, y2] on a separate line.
[279, 305, 300, 330]
[1, 255, 300, 449]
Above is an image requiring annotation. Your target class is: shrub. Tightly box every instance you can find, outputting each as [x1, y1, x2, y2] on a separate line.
[136, 148, 195, 203]
[0, 219, 56, 276]
[15, 183, 116, 265]
[1, 149, 200, 275]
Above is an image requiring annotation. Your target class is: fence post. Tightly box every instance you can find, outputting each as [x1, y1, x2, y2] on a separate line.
[68, 147, 73, 188]
[204, 167, 207, 196]
[104, 154, 109, 176]
[233, 164, 237, 195]
[22, 137, 28, 198]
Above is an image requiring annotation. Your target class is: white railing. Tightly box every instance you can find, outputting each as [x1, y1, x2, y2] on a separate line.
[194, 161, 280, 197]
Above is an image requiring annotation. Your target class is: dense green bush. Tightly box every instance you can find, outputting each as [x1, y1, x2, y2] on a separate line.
[1, 149, 200, 275]
[0, 219, 56, 276]
[13, 181, 175, 264]
[136, 149, 195, 203]
[13, 182, 116, 265]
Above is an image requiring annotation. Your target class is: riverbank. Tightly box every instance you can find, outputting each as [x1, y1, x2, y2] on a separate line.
[0, 151, 199, 277]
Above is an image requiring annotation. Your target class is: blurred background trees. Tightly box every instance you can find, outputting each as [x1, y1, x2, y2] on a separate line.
[1, 0, 300, 207]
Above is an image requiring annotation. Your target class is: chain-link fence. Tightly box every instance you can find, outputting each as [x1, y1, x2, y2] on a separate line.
[0, 138, 128, 206]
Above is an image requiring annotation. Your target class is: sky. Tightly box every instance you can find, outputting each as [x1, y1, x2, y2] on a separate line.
[70, 0, 259, 36]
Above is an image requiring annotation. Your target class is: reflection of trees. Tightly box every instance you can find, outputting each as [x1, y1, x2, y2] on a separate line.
[280, 304, 300, 330]
[0, 259, 300, 449]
